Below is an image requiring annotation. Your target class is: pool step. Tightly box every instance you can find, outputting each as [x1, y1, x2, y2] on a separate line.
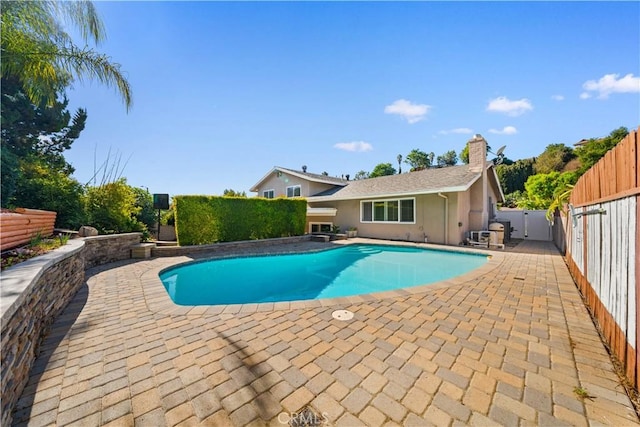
[348, 246, 382, 255]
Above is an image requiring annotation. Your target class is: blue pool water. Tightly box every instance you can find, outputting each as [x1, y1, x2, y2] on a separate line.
[159, 244, 487, 306]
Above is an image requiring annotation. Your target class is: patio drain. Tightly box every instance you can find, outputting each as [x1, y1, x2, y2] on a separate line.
[332, 309, 354, 321]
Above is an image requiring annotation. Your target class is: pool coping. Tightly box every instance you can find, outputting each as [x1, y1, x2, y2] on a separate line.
[137, 238, 506, 317]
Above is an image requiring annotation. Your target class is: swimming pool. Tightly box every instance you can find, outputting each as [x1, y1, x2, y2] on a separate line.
[159, 244, 487, 306]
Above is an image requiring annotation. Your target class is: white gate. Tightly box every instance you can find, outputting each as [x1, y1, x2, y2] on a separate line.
[496, 209, 552, 241]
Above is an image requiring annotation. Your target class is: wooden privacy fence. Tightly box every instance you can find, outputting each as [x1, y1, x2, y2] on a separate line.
[0, 208, 57, 251]
[561, 127, 639, 389]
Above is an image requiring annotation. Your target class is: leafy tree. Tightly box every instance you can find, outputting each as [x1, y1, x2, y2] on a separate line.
[1, 0, 133, 226]
[1, 77, 87, 206]
[534, 143, 575, 174]
[495, 158, 535, 194]
[354, 170, 369, 180]
[369, 163, 396, 178]
[9, 158, 86, 229]
[460, 144, 470, 164]
[132, 187, 156, 231]
[404, 149, 434, 170]
[223, 189, 247, 197]
[1, 77, 86, 167]
[575, 126, 628, 174]
[519, 173, 561, 209]
[1, 0, 132, 109]
[501, 190, 526, 209]
[85, 178, 145, 234]
[0, 149, 20, 206]
[436, 150, 458, 166]
[519, 171, 578, 210]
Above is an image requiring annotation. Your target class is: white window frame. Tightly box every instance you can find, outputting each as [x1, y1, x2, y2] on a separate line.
[360, 197, 415, 224]
[286, 185, 302, 198]
[263, 189, 275, 199]
[309, 222, 333, 233]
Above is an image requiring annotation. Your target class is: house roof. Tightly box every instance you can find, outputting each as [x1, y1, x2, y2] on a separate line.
[250, 166, 349, 192]
[308, 163, 504, 202]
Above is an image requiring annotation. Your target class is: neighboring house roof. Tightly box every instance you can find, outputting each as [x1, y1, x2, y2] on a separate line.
[250, 166, 349, 192]
[308, 162, 504, 202]
[574, 138, 590, 147]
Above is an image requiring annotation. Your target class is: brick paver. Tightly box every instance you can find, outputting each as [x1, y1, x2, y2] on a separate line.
[10, 239, 640, 426]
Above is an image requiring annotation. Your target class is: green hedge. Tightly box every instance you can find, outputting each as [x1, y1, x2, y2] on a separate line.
[174, 196, 307, 246]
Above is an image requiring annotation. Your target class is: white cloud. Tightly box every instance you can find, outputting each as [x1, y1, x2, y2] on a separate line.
[333, 141, 373, 152]
[488, 126, 518, 135]
[384, 99, 432, 124]
[580, 92, 591, 100]
[439, 128, 473, 135]
[486, 96, 533, 116]
[582, 73, 640, 99]
[551, 95, 564, 101]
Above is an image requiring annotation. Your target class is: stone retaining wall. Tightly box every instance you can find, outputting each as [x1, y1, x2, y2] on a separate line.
[83, 233, 142, 268]
[152, 235, 312, 257]
[0, 233, 141, 427]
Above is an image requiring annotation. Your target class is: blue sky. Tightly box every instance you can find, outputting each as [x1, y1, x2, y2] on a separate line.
[64, 1, 640, 197]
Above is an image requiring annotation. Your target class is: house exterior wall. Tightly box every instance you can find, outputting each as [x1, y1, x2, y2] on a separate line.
[456, 190, 472, 244]
[467, 171, 501, 233]
[468, 177, 485, 231]
[254, 172, 338, 198]
[487, 177, 501, 220]
[308, 193, 465, 244]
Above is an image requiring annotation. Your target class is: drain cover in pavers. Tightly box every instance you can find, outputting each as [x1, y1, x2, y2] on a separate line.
[332, 309, 354, 321]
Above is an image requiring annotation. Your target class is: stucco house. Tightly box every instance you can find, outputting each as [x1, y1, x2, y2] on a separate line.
[250, 135, 504, 245]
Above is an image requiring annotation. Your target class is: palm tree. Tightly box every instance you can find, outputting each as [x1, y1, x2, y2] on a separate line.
[397, 154, 402, 174]
[1, 0, 132, 110]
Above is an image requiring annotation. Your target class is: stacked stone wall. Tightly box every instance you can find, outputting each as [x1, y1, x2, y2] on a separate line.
[83, 233, 142, 268]
[0, 233, 140, 427]
[151, 235, 312, 257]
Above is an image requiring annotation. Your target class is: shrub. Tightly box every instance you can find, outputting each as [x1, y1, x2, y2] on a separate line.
[84, 178, 146, 234]
[8, 157, 86, 229]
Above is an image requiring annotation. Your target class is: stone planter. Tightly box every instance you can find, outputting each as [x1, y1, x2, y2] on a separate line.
[347, 230, 358, 238]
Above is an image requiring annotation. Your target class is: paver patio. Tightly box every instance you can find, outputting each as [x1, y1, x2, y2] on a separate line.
[11, 239, 640, 426]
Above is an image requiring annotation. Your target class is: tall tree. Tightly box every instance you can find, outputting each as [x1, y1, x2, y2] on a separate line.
[1, 76, 88, 208]
[404, 149, 433, 171]
[354, 170, 369, 180]
[1, 0, 133, 220]
[132, 187, 156, 232]
[496, 158, 536, 194]
[1, 0, 132, 109]
[369, 163, 396, 178]
[534, 143, 575, 174]
[397, 154, 402, 174]
[436, 150, 458, 166]
[1, 76, 87, 173]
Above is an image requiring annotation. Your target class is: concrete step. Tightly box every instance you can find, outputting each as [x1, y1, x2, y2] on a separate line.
[154, 241, 178, 247]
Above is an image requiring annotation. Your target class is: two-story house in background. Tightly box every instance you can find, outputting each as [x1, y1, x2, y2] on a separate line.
[250, 135, 504, 245]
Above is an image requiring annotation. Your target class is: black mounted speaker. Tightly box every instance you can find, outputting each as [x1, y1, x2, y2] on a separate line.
[153, 193, 169, 210]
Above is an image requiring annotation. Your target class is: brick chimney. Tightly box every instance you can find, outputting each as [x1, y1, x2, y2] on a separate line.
[468, 134, 487, 172]
[468, 134, 489, 230]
